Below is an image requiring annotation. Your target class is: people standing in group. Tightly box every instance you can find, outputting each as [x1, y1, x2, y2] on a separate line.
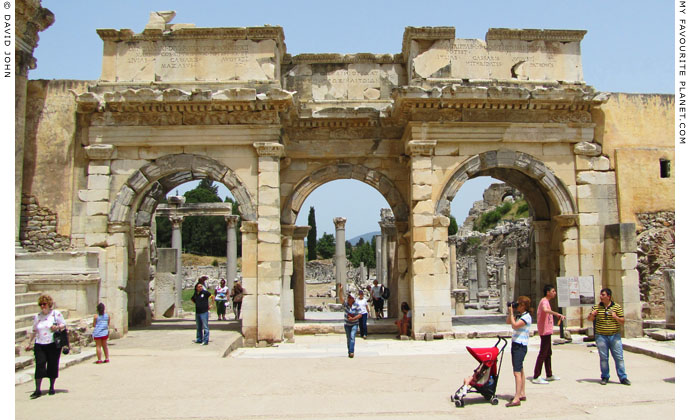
[588, 288, 631, 385]
[532, 284, 565, 384]
[355, 289, 371, 339]
[371, 280, 384, 319]
[92, 303, 110, 364]
[25, 294, 66, 399]
[230, 280, 245, 320]
[505, 296, 532, 407]
[214, 278, 229, 321]
[191, 281, 213, 345]
[395, 301, 412, 339]
[337, 284, 362, 358]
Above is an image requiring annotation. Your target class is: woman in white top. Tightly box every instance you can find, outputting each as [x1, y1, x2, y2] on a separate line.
[355, 290, 371, 339]
[25, 294, 66, 399]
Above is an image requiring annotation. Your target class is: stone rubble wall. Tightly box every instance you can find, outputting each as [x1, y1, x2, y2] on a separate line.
[19, 194, 71, 252]
[636, 211, 675, 319]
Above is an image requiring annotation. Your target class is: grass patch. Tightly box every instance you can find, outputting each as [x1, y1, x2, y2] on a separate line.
[181, 288, 196, 312]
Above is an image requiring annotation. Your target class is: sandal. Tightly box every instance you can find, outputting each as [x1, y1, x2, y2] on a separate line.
[506, 401, 521, 407]
[95, 360, 103, 364]
[104, 359, 110, 363]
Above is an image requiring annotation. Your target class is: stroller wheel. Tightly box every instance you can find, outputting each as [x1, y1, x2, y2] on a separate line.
[490, 397, 499, 405]
[455, 400, 464, 408]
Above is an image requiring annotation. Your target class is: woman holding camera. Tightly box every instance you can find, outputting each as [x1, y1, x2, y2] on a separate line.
[25, 294, 66, 399]
[505, 296, 532, 407]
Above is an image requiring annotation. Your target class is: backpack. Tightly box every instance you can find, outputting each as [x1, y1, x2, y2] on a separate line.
[382, 286, 390, 300]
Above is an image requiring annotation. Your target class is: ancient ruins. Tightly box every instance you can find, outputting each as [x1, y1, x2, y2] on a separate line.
[15, 4, 674, 345]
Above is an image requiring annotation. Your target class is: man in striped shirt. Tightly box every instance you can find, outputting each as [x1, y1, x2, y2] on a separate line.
[587, 288, 631, 386]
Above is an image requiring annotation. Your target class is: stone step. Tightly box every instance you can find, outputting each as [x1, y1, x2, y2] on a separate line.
[15, 284, 28, 294]
[15, 302, 41, 317]
[15, 292, 41, 305]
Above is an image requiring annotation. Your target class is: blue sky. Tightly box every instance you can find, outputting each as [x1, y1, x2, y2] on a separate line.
[29, 0, 673, 238]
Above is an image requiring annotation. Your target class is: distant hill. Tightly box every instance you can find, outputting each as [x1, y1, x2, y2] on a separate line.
[347, 231, 378, 245]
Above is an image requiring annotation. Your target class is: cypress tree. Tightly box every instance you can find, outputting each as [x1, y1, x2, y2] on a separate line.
[307, 206, 317, 261]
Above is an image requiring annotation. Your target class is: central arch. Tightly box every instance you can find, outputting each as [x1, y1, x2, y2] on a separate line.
[281, 163, 409, 226]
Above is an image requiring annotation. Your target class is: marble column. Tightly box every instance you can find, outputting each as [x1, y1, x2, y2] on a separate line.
[379, 222, 388, 287]
[449, 236, 458, 290]
[281, 225, 296, 342]
[292, 226, 311, 321]
[334, 217, 347, 292]
[169, 215, 184, 316]
[664, 269, 675, 327]
[468, 258, 478, 302]
[476, 248, 488, 292]
[225, 215, 240, 282]
[375, 235, 382, 283]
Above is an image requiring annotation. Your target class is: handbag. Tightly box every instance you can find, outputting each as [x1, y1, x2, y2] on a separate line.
[52, 311, 70, 354]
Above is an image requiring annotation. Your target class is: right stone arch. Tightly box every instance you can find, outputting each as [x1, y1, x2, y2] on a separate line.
[436, 149, 577, 220]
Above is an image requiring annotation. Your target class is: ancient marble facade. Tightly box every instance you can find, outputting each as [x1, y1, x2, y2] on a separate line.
[17, 9, 674, 343]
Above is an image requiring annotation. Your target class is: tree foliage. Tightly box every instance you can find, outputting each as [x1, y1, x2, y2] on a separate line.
[448, 215, 458, 236]
[155, 178, 241, 257]
[307, 206, 317, 261]
[316, 232, 335, 259]
[347, 235, 376, 269]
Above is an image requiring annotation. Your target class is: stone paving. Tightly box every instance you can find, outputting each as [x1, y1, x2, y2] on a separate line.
[15, 317, 674, 420]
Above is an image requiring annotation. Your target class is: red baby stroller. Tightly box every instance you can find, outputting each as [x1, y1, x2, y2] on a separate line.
[450, 336, 508, 407]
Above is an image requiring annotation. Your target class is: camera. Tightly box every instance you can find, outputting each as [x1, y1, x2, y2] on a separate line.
[507, 301, 519, 310]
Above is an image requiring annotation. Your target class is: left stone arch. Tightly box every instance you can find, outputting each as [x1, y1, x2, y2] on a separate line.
[108, 153, 257, 227]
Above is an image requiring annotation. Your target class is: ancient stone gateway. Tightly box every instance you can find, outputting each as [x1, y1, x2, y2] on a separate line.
[18, 12, 674, 343]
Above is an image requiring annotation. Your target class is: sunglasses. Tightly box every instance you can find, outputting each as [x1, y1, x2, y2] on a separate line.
[39, 303, 49, 307]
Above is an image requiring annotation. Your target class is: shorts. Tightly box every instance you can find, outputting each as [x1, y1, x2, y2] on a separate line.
[94, 335, 109, 342]
[511, 342, 527, 372]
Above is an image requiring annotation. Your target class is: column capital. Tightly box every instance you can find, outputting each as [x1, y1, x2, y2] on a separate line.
[405, 140, 437, 156]
[240, 220, 258, 234]
[292, 226, 311, 240]
[553, 214, 578, 227]
[532, 220, 551, 230]
[169, 215, 184, 228]
[84, 144, 115, 160]
[225, 214, 240, 227]
[281, 224, 296, 237]
[253, 142, 285, 157]
[333, 217, 347, 230]
[448, 235, 459, 246]
[133, 226, 151, 238]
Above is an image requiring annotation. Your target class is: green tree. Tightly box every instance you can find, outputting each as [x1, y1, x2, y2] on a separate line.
[448, 215, 458, 236]
[316, 233, 335, 259]
[307, 206, 317, 261]
[181, 178, 226, 256]
[155, 196, 172, 247]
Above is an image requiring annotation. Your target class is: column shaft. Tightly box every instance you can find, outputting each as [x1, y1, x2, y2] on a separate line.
[334, 217, 347, 292]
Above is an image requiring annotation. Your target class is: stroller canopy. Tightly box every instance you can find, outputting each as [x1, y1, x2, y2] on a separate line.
[466, 346, 499, 366]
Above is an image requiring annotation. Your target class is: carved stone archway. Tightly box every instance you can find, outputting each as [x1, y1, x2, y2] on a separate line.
[281, 163, 409, 226]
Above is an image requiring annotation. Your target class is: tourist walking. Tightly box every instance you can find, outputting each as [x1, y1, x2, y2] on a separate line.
[587, 288, 631, 385]
[214, 279, 229, 320]
[92, 303, 110, 364]
[337, 284, 362, 358]
[532, 284, 565, 384]
[395, 302, 412, 338]
[191, 282, 213, 345]
[25, 294, 66, 399]
[355, 289, 371, 339]
[230, 280, 246, 320]
[371, 280, 384, 319]
[505, 296, 532, 407]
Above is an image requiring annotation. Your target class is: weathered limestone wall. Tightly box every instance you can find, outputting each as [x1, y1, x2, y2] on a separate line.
[23, 80, 93, 240]
[596, 94, 674, 227]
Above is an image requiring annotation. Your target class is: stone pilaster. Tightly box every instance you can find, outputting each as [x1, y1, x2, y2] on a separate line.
[375, 235, 382, 283]
[604, 223, 642, 338]
[105, 222, 130, 335]
[334, 217, 347, 293]
[532, 221, 552, 304]
[407, 138, 451, 336]
[131, 227, 153, 327]
[292, 226, 311, 321]
[281, 225, 296, 342]
[476, 248, 488, 293]
[254, 142, 284, 343]
[81, 145, 116, 248]
[240, 221, 258, 345]
[225, 215, 240, 282]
